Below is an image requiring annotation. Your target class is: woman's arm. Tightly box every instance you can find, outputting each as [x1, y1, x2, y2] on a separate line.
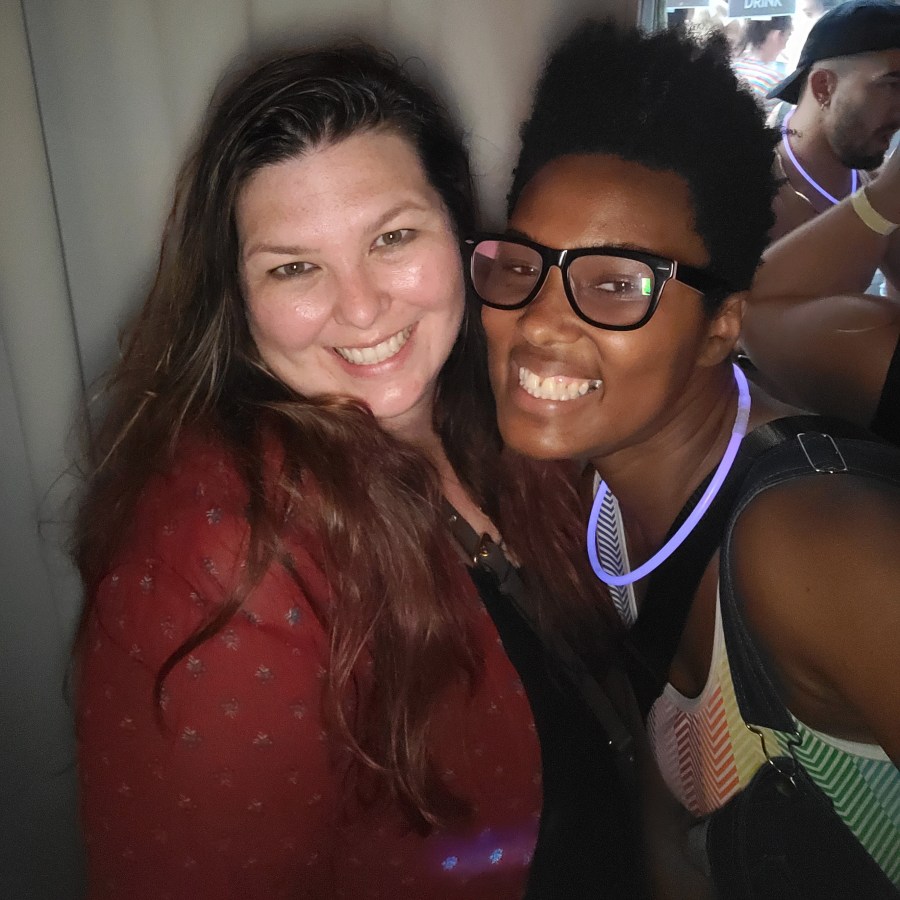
[731, 476, 900, 763]
[78, 479, 339, 899]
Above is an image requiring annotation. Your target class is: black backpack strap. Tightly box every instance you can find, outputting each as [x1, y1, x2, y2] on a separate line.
[443, 500, 638, 778]
[624, 464, 745, 715]
[718, 430, 900, 732]
[625, 415, 882, 718]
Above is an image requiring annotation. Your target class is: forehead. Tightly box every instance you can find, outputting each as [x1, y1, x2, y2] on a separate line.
[237, 129, 435, 230]
[509, 154, 709, 265]
[838, 47, 900, 80]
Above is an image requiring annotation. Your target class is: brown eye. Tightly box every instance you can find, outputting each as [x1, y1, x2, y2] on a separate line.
[374, 229, 412, 248]
[271, 261, 316, 278]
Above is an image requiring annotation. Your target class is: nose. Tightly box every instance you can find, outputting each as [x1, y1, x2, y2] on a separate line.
[331, 264, 390, 330]
[518, 266, 582, 345]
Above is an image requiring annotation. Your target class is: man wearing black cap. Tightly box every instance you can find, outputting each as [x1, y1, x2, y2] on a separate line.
[768, 0, 900, 260]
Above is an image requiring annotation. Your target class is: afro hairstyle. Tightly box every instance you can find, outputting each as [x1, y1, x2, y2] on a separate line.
[508, 20, 779, 303]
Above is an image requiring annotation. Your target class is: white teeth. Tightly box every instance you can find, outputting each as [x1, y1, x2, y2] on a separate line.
[517, 366, 602, 401]
[335, 326, 412, 365]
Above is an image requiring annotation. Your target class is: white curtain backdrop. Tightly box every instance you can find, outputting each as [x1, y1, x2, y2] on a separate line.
[1, 0, 645, 895]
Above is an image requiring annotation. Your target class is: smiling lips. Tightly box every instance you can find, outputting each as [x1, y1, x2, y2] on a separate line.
[518, 365, 602, 401]
[334, 326, 413, 366]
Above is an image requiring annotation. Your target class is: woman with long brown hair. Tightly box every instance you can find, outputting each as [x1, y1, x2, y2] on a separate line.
[73, 41, 641, 899]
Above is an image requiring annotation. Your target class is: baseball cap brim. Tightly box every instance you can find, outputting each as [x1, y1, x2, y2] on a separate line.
[766, 66, 808, 104]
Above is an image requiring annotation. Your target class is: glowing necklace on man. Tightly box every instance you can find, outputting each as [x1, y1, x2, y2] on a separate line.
[781, 109, 858, 206]
[587, 363, 751, 587]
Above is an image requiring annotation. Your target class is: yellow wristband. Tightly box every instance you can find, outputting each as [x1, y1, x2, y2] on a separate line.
[849, 186, 899, 236]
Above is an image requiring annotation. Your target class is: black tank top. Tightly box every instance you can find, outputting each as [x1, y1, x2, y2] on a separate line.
[872, 334, 900, 446]
[469, 566, 646, 899]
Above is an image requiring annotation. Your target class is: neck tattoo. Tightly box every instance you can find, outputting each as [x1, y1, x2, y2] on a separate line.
[587, 363, 752, 587]
[781, 109, 858, 205]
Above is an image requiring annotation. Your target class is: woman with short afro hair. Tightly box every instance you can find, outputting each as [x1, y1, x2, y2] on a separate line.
[480, 19, 900, 894]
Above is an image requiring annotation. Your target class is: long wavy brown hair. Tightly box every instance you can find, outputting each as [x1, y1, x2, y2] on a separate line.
[73, 42, 615, 831]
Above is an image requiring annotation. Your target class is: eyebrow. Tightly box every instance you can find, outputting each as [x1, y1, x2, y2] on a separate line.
[243, 241, 310, 260]
[242, 199, 438, 261]
[504, 227, 661, 255]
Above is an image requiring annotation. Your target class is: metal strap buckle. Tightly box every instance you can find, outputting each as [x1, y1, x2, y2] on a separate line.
[472, 532, 494, 567]
[745, 722, 802, 788]
[796, 432, 848, 474]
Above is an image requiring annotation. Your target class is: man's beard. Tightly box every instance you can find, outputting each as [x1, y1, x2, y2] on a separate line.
[840, 146, 890, 171]
[831, 117, 897, 171]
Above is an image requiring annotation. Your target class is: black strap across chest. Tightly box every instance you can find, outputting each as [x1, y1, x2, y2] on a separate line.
[444, 502, 650, 898]
[443, 501, 636, 775]
[624, 414, 895, 720]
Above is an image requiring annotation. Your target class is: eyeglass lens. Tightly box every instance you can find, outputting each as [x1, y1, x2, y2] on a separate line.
[471, 240, 657, 327]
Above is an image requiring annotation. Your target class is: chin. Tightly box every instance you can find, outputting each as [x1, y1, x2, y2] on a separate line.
[367, 390, 435, 433]
[499, 422, 581, 462]
[842, 149, 888, 171]
[370, 400, 423, 423]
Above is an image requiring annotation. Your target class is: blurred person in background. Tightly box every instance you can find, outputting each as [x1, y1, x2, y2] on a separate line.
[746, 142, 900, 442]
[766, 0, 900, 254]
[732, 16, 793, 114]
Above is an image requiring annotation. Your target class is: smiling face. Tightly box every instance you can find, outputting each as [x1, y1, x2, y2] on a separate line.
[483, 154, 737, 465]
[238, 129, 466, 436]
[826, 49, 900, 170]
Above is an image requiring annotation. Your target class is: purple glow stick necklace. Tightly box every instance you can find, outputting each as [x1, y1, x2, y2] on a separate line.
[587, 363, 751, 587]
[781, 109, 858, 205]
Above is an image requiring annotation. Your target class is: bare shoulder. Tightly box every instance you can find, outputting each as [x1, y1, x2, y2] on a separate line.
[769, 168, 816, 242]
[728, 474, 900, 755]
[731, 473, 900, 619]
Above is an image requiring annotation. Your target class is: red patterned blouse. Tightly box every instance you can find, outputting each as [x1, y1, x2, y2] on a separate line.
[77, 437, 543, 899]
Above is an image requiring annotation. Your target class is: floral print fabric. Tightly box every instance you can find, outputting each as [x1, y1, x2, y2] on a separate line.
[78, 437, 542, 899]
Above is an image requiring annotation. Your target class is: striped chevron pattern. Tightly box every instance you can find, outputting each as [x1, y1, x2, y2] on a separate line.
[646, 604, 900, 887]
[595, 489, 637, 627]
[599, 490, 900, 887]
[646, 613, 777, 819]
[793, 727, 900, 884]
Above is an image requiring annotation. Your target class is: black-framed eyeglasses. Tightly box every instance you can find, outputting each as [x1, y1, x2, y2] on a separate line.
[464, 234, 731, 330]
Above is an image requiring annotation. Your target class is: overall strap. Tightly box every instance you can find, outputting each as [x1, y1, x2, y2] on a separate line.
[718, 428, 900, 732]
[442, 500, 637, 775]
[625, 415, 877, 718]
